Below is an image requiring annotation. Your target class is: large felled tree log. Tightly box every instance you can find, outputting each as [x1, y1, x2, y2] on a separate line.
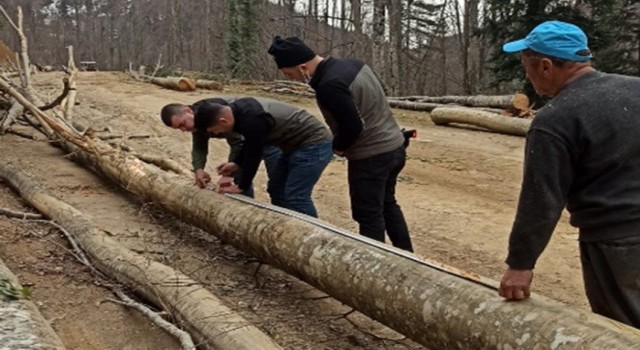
[388, 93, 529, 109]
[149, 76, 196, 91]
[0, 164, 282, 350]
[6, 76, 640, 349]
[388, 99, 506, 115]
[387, 99, 443, 112]
[431, 106, 532, 136]
[0, 257, 65, 349]
[195, 79, 224, 90]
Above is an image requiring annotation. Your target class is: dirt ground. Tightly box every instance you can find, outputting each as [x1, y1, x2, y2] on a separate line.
[0, 72, 587, 349]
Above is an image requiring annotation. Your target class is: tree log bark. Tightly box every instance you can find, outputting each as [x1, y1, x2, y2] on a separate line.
[49, 137, 640, 349]
[431, 106, 532, 136]
[195, 79, 224, 90]
[0, 164, 282, 350]
[0, 257, 65, 349]
[387, 99, 443, 112]
[149, 77, 196, 91]
[389, 93, 529, 109]
[0, 101, 24, 134]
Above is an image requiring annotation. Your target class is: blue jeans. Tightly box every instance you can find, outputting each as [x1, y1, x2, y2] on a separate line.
[233, 146, 282, 198]
[266, 141, 333, 217]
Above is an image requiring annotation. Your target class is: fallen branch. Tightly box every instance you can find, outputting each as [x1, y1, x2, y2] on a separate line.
[7, 128, 40, 140]
[37, 77, 70, 112]
[0, 207, 42, 219]
[97, 134, 151, 141]
[105, 291, 196, 350]
[132, 153, 192, 176]
[0, 101, 24, 133]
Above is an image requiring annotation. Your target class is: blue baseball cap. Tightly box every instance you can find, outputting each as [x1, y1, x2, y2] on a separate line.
[503, 21, 592, 62]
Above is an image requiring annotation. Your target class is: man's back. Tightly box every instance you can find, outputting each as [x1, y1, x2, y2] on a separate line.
[531, 71, 640, 239]
[309, 57, 403, 160]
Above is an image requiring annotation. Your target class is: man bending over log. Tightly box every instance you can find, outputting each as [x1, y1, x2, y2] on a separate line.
[160, 98, 282, 198]
[499, 21, 640, 329]
[268, 36, 414, 252]
[193, 97, 333, 218]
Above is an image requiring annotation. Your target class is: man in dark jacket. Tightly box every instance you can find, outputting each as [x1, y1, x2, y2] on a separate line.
[160, 98, 281, 197]
[500, 20, 640, 328]
[194, 97, 333, 218]
[267, 36, 413, 252]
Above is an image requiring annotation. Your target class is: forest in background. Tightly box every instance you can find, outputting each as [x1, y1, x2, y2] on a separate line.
[1, 0, 638, 96]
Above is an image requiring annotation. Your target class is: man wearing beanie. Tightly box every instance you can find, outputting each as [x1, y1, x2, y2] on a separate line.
[268, 36, 413, 252]
[499, 20, 640, 328]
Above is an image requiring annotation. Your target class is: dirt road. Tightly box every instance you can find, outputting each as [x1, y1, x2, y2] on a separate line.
[0, 72, 586, 349]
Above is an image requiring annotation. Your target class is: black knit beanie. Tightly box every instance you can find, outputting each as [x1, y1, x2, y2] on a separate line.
[268, 36, 316, 68]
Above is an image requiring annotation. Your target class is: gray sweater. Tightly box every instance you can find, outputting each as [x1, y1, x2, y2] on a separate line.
[507, 71, 640, 269]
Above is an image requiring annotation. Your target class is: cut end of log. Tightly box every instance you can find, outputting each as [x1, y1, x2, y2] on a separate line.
[175, 77, 196, 91]
[510, 93, 534, 118]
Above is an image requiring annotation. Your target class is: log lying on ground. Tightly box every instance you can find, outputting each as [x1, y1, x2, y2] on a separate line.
[149, 76, 196, 91]
[45, 136, 640, 349]
[431, 106, 532, 136]
[195, 79, 224, 90]
[262, 80, 315, 97]
[0, 257, 65, 349]
[387, 99, 506, 115]
[0, 164, 282, 350]
[387, 99, 443, 112]
[389, 93, 529, 109]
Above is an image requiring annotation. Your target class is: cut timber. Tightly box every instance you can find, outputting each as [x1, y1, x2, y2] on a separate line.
[53, 139, 640, 349]
[387, 99, 506, 115]
[387, 99, 443, 112]
[149, 76, 196, 91]
[0, 164, 282, 350]
[0, 257, 65, 349]
[390, 93, 529, 109]
[431, 106, 532, 136]
[195, 79, 224, 90]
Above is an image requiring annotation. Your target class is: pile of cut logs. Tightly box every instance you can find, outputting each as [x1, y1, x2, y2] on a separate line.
[388, 93, 534, 136]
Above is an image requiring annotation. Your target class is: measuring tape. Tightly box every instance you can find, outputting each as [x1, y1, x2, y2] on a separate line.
[224, 193, 499, 291]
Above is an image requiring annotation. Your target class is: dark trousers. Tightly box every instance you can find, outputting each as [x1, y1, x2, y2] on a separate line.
[580, 235, 640, 328]
[348, 146, 413, 252]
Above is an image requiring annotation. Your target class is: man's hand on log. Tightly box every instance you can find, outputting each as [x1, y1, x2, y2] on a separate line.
[499, 267, 533, 301]
[216, 176, 234, 192]
[194, 169, 211, 189]
[216, 162, 239, 176]
[216, 178, 242, 194]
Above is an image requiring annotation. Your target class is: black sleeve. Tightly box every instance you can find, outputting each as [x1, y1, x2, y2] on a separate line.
[506, 129, 574, 269]
[315, 82, 363, 152]
[237, 116, 271, 190]
[225, 133, 244, 163]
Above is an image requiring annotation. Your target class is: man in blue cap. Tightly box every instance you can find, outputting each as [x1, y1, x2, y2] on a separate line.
[499, 20, 640, 328]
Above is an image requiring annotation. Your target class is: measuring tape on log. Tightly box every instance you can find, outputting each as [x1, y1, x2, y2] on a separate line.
[224, 193, 499, 291]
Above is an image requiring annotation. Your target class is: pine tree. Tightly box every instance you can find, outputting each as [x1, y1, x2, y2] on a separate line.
[480, 0, 639, 100]
[226, 0, 260, 79]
